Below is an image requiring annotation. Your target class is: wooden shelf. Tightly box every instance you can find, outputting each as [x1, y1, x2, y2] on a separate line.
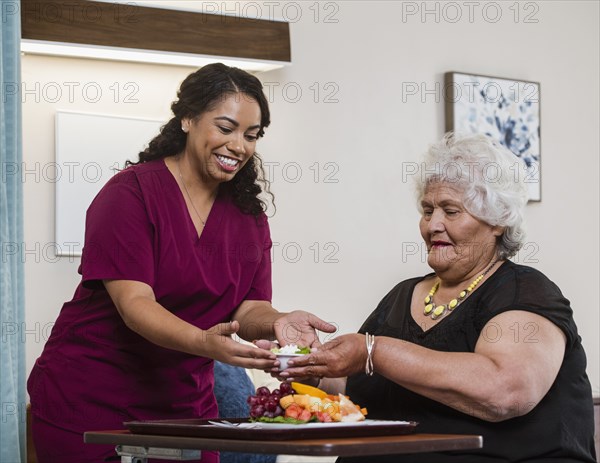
[21, 0, 290, 63]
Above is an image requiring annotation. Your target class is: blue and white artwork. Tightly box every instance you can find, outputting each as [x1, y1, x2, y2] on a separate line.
[448, 73, 541, 201]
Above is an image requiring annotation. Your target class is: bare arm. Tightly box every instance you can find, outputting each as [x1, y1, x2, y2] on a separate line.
[232, 300, 281, 342]
[374, 311, 565, 421]
[287, 310, 566, 422]
[103, 280, 276, 368]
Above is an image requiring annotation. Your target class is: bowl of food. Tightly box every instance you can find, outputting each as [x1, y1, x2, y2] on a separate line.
[271, 344, 311, 370]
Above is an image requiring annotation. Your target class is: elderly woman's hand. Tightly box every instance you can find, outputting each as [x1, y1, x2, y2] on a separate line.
[280, 333, 368, 381]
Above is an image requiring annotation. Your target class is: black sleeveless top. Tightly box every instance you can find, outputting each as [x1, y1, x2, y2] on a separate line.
[341, 261, 596, 463]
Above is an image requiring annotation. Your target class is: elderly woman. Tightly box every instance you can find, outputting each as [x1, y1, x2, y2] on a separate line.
[282, 133, 597, 462]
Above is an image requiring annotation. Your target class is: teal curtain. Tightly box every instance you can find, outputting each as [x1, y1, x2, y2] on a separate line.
[0, 0, 25, 461]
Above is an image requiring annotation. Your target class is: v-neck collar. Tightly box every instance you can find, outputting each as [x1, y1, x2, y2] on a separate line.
[162, 159, 226, 246]
[408, 261, 507, 334]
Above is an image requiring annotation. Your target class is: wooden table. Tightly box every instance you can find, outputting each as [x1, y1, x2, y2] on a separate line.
[85, 429, 483, 461]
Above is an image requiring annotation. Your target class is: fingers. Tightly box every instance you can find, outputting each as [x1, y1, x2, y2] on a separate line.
[282, 352, 324, 380]
[235, 359, 277, 370]
[309, 337, 323, 349]
[308, 314, 337, 334]
[206, 328, 278, 369]
[280, 365, 325, 382]
[253, 339, 278, 350]
[212, 320, 240, 336]
[289, 352, 319, 367]
[274, 312, 337, 347]
[229, 350, 277, 370]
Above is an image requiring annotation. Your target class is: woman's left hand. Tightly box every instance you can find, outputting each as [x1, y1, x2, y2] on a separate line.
[273, 310, 337, 349]
[280, 333, 367, 381]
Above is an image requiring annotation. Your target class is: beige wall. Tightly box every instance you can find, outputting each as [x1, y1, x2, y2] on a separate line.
[22, 1, 599, 395]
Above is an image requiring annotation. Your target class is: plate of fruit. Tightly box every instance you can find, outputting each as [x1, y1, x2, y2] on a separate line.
[125, 382, 417, 440]
[249, 381, 367, 423]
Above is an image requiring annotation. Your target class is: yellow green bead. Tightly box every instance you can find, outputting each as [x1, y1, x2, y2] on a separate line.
[424, 295, 432, 304]
[459, 290, 467, 298]
[433, 305, 445, 316]
[424, 303, 434, 314]
[448, 299, 458, 309]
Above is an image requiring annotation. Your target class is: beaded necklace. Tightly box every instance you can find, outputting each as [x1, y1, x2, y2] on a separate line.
[424, 260, 498, 320]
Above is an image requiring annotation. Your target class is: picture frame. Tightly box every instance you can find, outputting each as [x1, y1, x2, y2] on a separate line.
[444, 72, 541, 202]
[55, 111, 164, 256]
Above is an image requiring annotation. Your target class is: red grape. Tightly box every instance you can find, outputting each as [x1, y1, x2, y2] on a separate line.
[251, 404, 265, 417]
[256, 386, 270, 397]
[279, 382, 292, 394]
[265, 399, 278, 412]
[247, 396, 260, 406]
[247, 385, 290, 419]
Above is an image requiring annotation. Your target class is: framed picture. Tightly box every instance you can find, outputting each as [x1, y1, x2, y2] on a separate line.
[55, 111, 164, 256]
[444, 72, 541, 202]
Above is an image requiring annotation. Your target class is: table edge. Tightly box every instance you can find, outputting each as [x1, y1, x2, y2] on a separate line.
[84, 430, 483, 456]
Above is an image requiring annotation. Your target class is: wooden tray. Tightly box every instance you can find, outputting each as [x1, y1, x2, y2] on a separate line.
[124, 418, 418, 441]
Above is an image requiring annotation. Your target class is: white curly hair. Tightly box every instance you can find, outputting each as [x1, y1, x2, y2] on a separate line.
[415, 132, 529, 259]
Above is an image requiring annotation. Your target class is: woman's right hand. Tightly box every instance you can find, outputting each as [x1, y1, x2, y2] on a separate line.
[201, 320, 277, 370]
[280, 333, 367, 380]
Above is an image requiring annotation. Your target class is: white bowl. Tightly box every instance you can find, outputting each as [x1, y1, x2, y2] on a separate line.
[276, 353, 307, 370]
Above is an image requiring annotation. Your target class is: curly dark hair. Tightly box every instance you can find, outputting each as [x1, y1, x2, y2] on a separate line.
[128, 63, 273, 216]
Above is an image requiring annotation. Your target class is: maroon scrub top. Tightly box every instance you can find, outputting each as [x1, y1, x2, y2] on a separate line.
[28, 159, 272, 434]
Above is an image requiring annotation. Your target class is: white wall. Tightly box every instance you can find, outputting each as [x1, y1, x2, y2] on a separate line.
[22, 1, 599, 395]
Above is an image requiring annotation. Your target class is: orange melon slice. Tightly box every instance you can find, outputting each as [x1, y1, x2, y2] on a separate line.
[290, 382, 328, 399]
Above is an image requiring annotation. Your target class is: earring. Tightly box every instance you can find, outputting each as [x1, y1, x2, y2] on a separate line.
[181, 125, 188, 133]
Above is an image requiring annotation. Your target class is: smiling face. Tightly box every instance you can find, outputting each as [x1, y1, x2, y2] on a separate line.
[419, 182, 502, 282]
[182, 92, 262, 187]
